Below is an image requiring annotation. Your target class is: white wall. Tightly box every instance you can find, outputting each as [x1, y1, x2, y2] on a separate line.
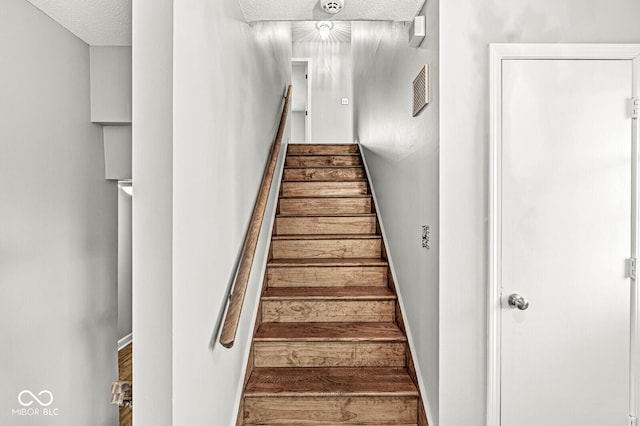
[104, 126, 132, 180]
[294, 41, 353, 142]
[172, 0, 291, 424]
[439, 1, 640, 425]
[132, 0, 173, 424]
[352, 2, 439, 423]
[0, 0, 117, 424]
[90, 46, 132, 124]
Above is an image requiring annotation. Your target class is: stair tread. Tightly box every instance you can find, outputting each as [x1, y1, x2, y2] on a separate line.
[245, 367, 419, 397]
[255, 322, 406, 342]
[276, 213, 376, 218]
[280, 194, 371, 200]
[286, 156, 361, 162]
[288, 144, 358, 151]
[283, 179, 368, 183]
[284, 165, 365, 169]
[287, 153, 361, 157]
[263, 287, 396, 300]
[280, 195, 371, 199]
[285, 165, 363, 169]
[288, 143, 358, 147]
[280, 196, 371, 200]
[272, 234, 381, 241]
[282, 181, 368, 187]
[288, 143, 358, 145]
[268, 258, 388, 267]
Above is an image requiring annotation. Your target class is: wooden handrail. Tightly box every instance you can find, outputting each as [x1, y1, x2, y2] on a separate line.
[219, 85, 292, 348]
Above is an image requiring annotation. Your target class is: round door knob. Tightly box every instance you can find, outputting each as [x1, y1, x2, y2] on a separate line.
[508, 293, 529, 310]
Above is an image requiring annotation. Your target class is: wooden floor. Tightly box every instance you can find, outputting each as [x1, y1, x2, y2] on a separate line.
[239, 144, 427, 425]
[118, 343, 132, 426]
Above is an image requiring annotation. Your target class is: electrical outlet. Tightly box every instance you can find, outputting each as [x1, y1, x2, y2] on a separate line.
[422, 225, 430, 249]
[341, 98, 349, 105]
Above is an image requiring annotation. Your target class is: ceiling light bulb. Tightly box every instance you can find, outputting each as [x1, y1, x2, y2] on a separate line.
[319, 26, 330, 40]
[317, 21, 333, 41]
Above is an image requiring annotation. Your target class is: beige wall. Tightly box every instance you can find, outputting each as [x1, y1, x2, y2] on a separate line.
[352, 0, 439, 422]
[0, 0, 117, 424]
[439, 1, 640, 425]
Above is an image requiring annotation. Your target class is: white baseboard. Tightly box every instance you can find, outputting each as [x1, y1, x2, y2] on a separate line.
[118, 333, 132, 351]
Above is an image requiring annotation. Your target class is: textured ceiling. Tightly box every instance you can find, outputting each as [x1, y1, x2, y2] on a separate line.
[26, 0, 131, 46]
[240, 0, 425, 22]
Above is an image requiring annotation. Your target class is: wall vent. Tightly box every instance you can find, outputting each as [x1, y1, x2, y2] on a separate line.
[413, 65, 429, 117]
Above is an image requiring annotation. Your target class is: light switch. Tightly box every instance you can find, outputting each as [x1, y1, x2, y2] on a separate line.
[341, 98, 349, 105]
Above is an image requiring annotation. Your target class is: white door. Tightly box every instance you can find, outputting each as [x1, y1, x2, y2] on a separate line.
[500, 58, 635, 425]
[291, 60, 309, 142]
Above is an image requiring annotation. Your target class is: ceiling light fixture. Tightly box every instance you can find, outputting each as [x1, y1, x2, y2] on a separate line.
[316, 21, 333, 41]
[320, 0, 344, 15]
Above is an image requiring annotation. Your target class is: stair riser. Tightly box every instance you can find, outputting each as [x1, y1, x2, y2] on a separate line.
[275, 216, 376, 235]
[272, 239, 381, 259]
[285, 156, 362, 167]
[262, 300, 395, 323]
[267, 266, 388, 287]
[288, 144, 360, 155]
[244, 396, 418, 424]
[254, 342, 406, 368]
[282, 181, 368, 197]
[279, 198, 372, 215]
[284, 167, 365, 181]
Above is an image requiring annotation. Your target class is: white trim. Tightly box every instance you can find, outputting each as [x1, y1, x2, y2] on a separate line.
[631, 55, 640, 421]
[359, 144, 435, 426]
[118, 333, 132, 351]
[230, 140, 289, 425]
[292, 58, 312, 143]
[488, 43, 640, 426]
[489, 43, 640, 60]
[487, 43, 503, 426]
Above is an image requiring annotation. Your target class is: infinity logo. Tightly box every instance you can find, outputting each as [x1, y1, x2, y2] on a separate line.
[18, 390, 54, 407]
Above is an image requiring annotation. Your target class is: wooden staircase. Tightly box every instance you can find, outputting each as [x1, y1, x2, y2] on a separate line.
[239, 144, 427, 425]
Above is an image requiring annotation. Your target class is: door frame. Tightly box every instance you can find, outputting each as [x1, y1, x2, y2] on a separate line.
[291, 57, 312, 142]
[488, 43, 640, 426]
